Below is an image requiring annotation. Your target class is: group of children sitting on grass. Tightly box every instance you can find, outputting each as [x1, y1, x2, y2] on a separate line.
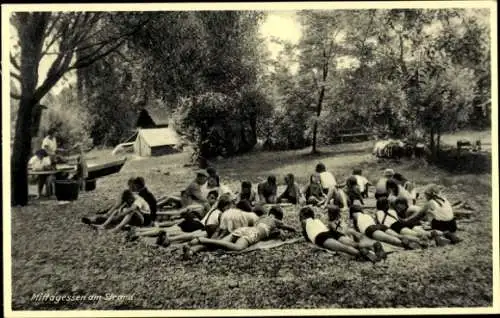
[82, 163, 461, 263]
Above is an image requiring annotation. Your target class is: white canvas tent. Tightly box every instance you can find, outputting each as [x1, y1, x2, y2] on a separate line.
[133, 127, 182, 157]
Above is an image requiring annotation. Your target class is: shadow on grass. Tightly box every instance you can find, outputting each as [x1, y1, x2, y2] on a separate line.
[217, 145, 374, 179]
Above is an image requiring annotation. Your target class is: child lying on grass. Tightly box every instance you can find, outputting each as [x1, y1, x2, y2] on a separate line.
[90, 190, 150, 233]
[300, 206, 383, 263]
[375, 198, 435, 241]
[348, 205, 427, 250]
[128, 190, 220, 242]
[128, 194, 265, 247]
[155, 190, 209, 221]
[184, 206, 296, 254]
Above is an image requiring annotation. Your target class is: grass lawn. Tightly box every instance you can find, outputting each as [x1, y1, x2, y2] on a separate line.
[10, 138, 493, 310]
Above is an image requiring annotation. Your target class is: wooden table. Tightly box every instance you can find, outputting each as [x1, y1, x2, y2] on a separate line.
[28, 164, 76, 175]
[28, 165, 76, 197]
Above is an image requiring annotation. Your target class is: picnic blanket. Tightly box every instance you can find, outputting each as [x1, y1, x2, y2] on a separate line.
[139, 236, 304, 253]
[227, 237, 304, 254]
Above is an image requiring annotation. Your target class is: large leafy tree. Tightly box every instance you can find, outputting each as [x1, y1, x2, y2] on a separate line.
[9, 12, 148, 206]
[296, 10, 350, 153]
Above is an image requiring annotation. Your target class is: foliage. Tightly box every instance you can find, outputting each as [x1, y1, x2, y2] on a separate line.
[37, 87, 93, 151]
[177, 89, 272, 158]
[10, 11, 148, 206]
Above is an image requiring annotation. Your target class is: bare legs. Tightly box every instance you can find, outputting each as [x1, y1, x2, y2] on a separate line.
[196, 235, 250, 251]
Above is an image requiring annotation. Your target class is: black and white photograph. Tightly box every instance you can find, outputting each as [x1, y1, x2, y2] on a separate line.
[2, 1, 498, 316]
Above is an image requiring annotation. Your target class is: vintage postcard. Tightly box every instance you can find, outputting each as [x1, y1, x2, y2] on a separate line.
[2, 1, 498, 317]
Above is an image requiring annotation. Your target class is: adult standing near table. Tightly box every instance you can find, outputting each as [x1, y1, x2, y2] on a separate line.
[42, 127, 65, 164]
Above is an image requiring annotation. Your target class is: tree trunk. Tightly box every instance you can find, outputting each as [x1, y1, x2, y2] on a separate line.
[429, 125, 435, 160]
[312, 69, 327, 154]
[436, 124, 441, 156]
[11, 14, 48, 206]
[12, 97, 36, 206]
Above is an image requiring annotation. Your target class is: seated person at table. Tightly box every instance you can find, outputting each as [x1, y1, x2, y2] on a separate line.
[399, 184, 461, 245]
[349, 205, 424, 250]
[258, 175, 278, 204]
[28, 149, 54, 198]
[277, 173, 306, 205]
[300, 206, 383, 263]
[344, 176, 365, 206]
[157, 169, 210, 210]
[375, 198, 433, 241]
[315, 162, 337, 194]
[352, 169, 371, 198]
[236, 181, 258, 206]
[375, 169, 395, 200]
[304, 174, 326, 205]
[133, 177, 157, 226]
[93, 190, 150, 233]
[186, 206, 296, 252]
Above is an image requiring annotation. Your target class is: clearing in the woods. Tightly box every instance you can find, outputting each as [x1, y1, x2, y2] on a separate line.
[10, 134, 493, 310]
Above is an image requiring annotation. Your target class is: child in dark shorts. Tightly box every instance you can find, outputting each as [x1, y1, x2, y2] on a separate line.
[299, 206, 383, 263]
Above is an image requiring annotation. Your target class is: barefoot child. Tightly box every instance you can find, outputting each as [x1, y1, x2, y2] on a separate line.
[375, 169, 394, 200]
[400, 184, 461, 245]
[300, 206, 383, 263]
[349, 205, 424, 250]
[134, 177, 157, 226]
[187, 206, 296, 252]
[94, 190, 150, 233]
[375, 198, 433, 242]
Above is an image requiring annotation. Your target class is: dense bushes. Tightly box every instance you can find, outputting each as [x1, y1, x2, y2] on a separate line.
[432, 147, 492, 174]
[33, 89, 93, 154]
[177, 89, 272, 159]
